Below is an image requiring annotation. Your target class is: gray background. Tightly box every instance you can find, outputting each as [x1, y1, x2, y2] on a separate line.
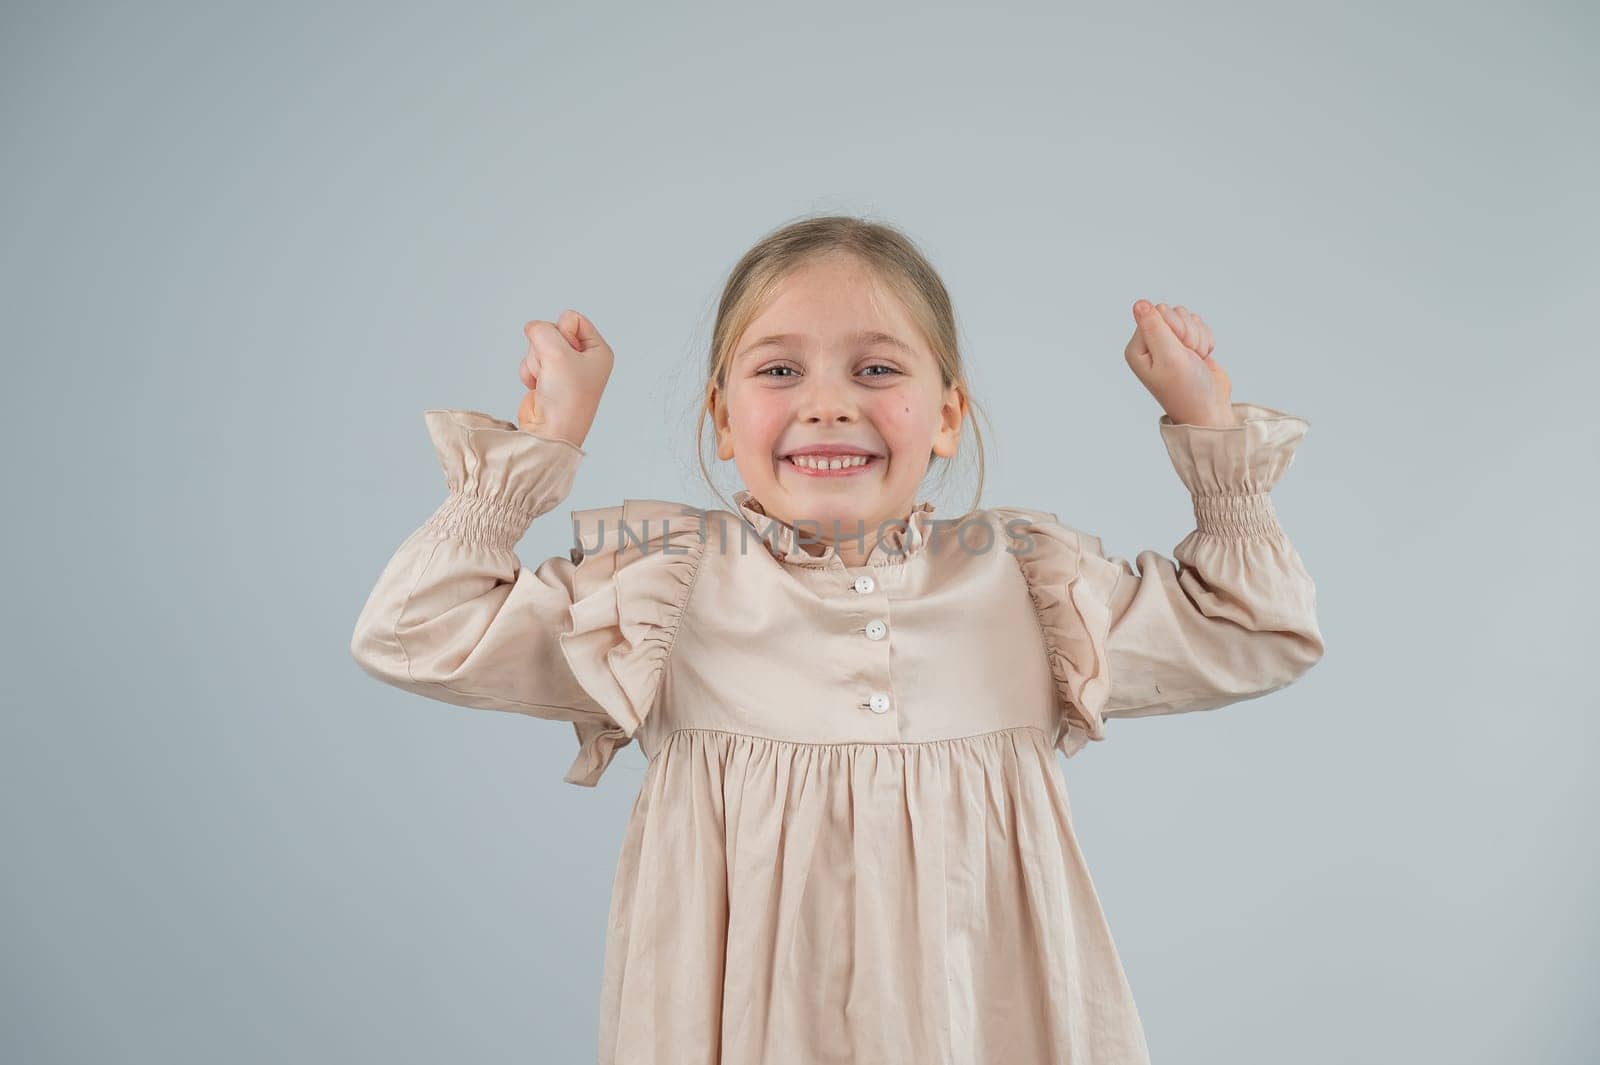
[5, 2, 1595, 1062]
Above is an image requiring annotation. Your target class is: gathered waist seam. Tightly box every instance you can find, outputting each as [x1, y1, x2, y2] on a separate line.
[649, 723, 1053, 757]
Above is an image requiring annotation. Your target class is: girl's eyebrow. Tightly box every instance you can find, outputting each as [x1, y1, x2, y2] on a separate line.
[738, 330, 916, 360]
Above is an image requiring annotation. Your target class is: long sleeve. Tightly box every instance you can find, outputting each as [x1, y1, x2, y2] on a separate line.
[997, 402, 1326, 758]
[350, 409, 708, 787]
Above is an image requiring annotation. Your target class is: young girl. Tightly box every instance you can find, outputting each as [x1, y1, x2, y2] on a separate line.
[350, 216, 1324, 1064]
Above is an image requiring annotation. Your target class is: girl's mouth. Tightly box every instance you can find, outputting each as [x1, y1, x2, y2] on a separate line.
[783, 454, 881, 477]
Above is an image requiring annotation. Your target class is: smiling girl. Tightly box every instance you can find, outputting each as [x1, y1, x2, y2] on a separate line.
[351, 214, 1324, 1063]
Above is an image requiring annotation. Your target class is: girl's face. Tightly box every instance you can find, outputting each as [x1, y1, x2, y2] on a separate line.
[711, 253, 966, 563]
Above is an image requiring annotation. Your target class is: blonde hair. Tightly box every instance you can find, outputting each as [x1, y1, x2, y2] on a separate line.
[695, 213, 991, 517]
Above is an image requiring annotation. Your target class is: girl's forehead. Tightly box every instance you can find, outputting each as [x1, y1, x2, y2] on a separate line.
[761, 260, 897, 313]
[738, 282, 922, 354]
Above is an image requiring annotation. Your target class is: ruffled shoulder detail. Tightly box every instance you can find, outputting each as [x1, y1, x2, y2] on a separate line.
[991, 506, 1123, 760]
[555, 498, 711, 786]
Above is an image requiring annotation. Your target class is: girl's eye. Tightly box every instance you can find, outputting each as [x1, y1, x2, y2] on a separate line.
[755, 364, 902, 379]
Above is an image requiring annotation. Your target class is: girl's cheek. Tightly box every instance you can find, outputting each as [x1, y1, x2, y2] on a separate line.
[736, 397, 789, 441]
[884, 400, 921, 431]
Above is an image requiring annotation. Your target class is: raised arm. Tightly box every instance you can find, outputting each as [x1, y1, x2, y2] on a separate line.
[998, 402, 1325, 758]
[350, 407, 708, 786]
[349, 409, 621, 782]
[1091, 404, 1324, 727]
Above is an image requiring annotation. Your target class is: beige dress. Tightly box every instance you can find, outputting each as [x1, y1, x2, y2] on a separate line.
[350, 402, 1324, 1065]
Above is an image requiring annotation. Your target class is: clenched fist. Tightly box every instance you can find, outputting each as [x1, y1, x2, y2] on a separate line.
[1123, 300, 1241, 428]
[516, 309, 614, 448]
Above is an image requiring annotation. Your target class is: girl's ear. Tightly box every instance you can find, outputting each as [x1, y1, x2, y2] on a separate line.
[707, 385, 735, 460]
[705, 383, 722, 431]
[932, 383, 967, 459]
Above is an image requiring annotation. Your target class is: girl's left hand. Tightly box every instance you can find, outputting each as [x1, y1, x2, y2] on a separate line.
[1123, 300, 1240, 427]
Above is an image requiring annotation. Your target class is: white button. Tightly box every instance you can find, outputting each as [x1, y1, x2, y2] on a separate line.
[865, 618, 887, 641]
[868, 692, 891, 714]
[854, 575, 875, 594]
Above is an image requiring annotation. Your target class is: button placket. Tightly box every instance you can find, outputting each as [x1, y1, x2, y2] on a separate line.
[848, 569, 894, 717]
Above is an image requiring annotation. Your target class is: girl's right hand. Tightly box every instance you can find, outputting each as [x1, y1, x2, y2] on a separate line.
[516, 309, 614, 448]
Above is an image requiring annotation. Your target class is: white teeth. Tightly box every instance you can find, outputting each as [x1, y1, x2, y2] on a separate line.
[789, 454, 872, 470]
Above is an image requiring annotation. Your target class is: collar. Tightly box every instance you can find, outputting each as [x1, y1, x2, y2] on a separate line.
[731, 489, 938, 568]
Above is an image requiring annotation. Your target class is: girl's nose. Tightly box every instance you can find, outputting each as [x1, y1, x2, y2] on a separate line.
[798, 381, 859, 424]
